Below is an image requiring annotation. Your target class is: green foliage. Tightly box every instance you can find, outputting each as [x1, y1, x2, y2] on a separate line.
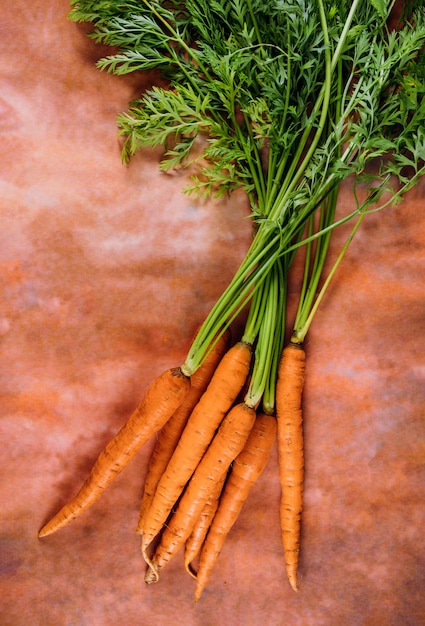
[69, 0, 425, 380]
[69, 0, 425, 215]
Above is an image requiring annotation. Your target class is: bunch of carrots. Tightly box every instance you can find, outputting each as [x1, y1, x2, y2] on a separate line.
[39, 328, 301, 597]
[39, 0, 425, 600]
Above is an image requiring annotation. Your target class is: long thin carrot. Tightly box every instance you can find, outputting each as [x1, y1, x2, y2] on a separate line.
[275, 342, 306, 592]
[194, 412, 277, 601]
[145, 402, 257, 583]
[38, 367, 190, 538]
[137, 329, 231, 531]
[184, 472, 227, 579]
[140, 341, 252, 557]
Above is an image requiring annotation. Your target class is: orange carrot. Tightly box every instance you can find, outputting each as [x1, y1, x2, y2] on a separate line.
[38, 367, 190, 538]
[194, 412, 277, 601]
[140, 341, 252, 558]
[184, 472, 227, 578]
[137, 329, 231, 531]
[145, 402, 256, 583]
[275, 342, 306, 592]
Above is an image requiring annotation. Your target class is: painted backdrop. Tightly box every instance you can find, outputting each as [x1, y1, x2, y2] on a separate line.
[1, 3, 424, 625]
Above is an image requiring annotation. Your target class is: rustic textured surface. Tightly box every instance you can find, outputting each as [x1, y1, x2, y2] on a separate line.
[1, 3, 424, 625]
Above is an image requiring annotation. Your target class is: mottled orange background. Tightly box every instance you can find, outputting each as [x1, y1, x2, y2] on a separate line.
[1, 3, 424, 625]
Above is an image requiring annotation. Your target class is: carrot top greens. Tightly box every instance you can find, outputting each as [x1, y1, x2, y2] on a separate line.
[69, 0, 425, 412]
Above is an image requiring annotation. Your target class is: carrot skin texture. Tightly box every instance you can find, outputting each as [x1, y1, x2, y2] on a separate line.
[194, 412, 277, 601]
[140, 341, 252, 553]
[184, 472, 227, 578]
[38, 367, 190, 538]
[276, 343, 306, 592]
[137, 329, 231, 531]
[145, 402, 256, 582]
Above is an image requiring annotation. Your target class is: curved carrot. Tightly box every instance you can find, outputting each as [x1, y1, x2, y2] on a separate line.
[137, 329, 231, 532]
[184, 472, 227, 579]
[275, 342, 306, 592]
[38, 367, 190, 538]
[194, 412, 277, 601]
[145, 402, 256, 583]
[140, 341, 252, 557]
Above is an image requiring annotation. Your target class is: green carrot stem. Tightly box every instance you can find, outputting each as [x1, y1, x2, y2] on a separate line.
[243, 268, 279, 409]
[293, 210, 366, 344]
[268, 0, 333, 223]
[261, 258, 287, 415]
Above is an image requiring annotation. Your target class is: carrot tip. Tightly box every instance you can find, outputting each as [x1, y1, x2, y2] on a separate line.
[140, 533, 161, 584]
[38, 525, 52, 538]
[287, 576, 299, 592]
[184, 560, 198, 580]
[144, 565, 160, 585]
[194, 587, 204, 603]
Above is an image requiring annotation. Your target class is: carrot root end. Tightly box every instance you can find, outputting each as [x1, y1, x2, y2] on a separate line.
[144, 564, 160, 584]
[140, 533, 160, 584]
[184, 560, 198, 580]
